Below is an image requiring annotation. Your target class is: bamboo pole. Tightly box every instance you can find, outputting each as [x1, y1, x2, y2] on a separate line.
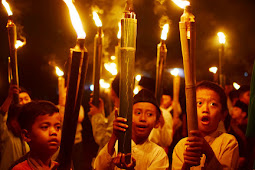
[92, 27, 103, 107]
[155, 40, 167, 104]
[7, 19, 19, 104]
[118, 1, 137, 159]
[58, 39, 88, 170]
[179, 6, 198, 136]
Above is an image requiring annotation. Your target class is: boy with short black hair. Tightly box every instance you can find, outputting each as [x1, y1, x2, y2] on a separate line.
[94, 89, 169, 170]
[12, 100, 61, 170]
[172, 81, 239, 170]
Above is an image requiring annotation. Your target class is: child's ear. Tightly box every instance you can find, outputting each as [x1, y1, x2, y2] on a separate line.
[21, 129, 31, 143]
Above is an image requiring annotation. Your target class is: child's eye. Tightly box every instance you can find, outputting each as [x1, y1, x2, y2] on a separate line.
[210, 102, 217, 106]
[147, 113, 153, 117]
[135, 111, 141, 115]
[55, 125, 61, 131]
[41, 126, 48, 130]
[197, 101, 202, 106]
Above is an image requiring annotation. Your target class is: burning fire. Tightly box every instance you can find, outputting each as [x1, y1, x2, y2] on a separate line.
[172, 0, 190, 9]
[217, 32, 226, 44]
[104, 62, 117, 75]
[161, 24, 169, 41]
[15, 40, 25, 49]
[209, 67, 218, 74]
[117, 22, 121, 39]
[92, 11, 102, 27]
[171, 68, 179, 76]
[63, 0, 85, 39]
[233, 82, 240, 90]
[99, 79, 110, 89]
[55, 66, 64, 77]
[2, 0, 13, 16]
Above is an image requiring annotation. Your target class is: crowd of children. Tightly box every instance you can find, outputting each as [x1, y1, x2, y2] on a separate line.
[0, 77, 253, 169]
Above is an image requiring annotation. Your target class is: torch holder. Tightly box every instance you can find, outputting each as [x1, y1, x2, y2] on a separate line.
[155, 40, 167, 104]
[179, 6, 198, 136]
[7, 19, 19, 104]
[92, 27, 103, 107]
[58, 39, 89, 170]
[118, 10, 137, 158]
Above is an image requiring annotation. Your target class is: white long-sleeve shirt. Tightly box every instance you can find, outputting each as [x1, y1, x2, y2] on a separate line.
[172, 131, 239, 170]
[95, 140, 169, 170]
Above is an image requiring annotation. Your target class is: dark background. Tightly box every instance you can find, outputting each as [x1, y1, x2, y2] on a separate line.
[1, 0, 255, 169]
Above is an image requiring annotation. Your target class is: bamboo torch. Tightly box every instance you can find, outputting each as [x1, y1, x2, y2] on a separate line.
[55, 66, 65, 106]
[217, 32, 225, 88]
[115, 22, 121, 73]
[92, 12, 103, 107]
[171, 68, 181, 120]
[58, 1, 88, 169]
[2, 0, 19, 103]
[173, 0, 198, 135]
[155, 24, 169, 104]
[118, 0, 137, 158]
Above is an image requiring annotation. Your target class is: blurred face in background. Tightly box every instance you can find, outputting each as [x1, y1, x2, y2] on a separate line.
[19, 92, 31, 105]
[160, 95, 172, 109]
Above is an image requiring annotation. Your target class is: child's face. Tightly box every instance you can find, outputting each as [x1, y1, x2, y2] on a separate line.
[27, 112, 61, 155]
[196, 88, 223, 136]
[19, 92, 31, 105]
[231, 107, 244, 121]
[132, 102, 158, 143]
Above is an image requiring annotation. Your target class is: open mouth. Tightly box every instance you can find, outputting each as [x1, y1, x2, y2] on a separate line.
[201, 116, 210, 125]
[136, 124, 147, 130]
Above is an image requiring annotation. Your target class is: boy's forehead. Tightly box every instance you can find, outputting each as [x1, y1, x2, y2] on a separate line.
[34, 112, 61, 123]
[197, 88, 220, 100]
[133, 102, 157, 109]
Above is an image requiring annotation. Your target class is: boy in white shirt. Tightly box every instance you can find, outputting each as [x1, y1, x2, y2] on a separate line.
[172, 81, 239, 170]
[95, 89, 169, 169]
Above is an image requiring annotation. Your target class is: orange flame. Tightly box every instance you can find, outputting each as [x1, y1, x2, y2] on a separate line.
[15, 40, 26, 49]
[2, 0, 13, 16]
[161, 24, 169, 40]
[172, 0, 190, 9]
[92, 11, 102, 27]
[117, 22, 121, 39]
[217, 32, 226, 44]
[55, 66, 64, 77]
[171, 68, 179, 76]
[63, 0, 85, 39]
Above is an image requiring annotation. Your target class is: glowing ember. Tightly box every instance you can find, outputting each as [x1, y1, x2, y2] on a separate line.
[104, 62, 117, 75]
[111, 55, 116, 60]
[55, 66, 64, 77]
[209, 67, 218, 74]
[15, 40, 25, 49]
[117, 22, 121, 39]
[2, 0, 13, 16]
[217, 32, 226, 44]
[172, 0, 190, 9]
[171, 68, 179, 76]
[100, 79, 110, 89]
[63, 0, 85, 39]
[92, 11, 102, 27]
[233, 82, 240, 90]
[161, 24, 169, 41]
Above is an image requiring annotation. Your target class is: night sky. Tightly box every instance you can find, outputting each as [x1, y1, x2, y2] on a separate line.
[0, 0, 255, 104]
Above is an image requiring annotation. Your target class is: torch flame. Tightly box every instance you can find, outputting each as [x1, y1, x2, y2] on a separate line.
[55, 66, 64, 77]
[100, 79, 110, 89]
[233, 82, 240, 90]
[217, 32, 226, 44]
[161, 24, 169, 40]
[171, 68, 179, 76]
[172, 0, 190, 9]
[63, 0, 85, 39]
[104, 62, 117, 75]
[117, 22, 121, 39]
[209, 67, 218, 74]
[92, 11, 102, 27]
[15, 40, 25, 49]
[2, 0, 13, 16]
